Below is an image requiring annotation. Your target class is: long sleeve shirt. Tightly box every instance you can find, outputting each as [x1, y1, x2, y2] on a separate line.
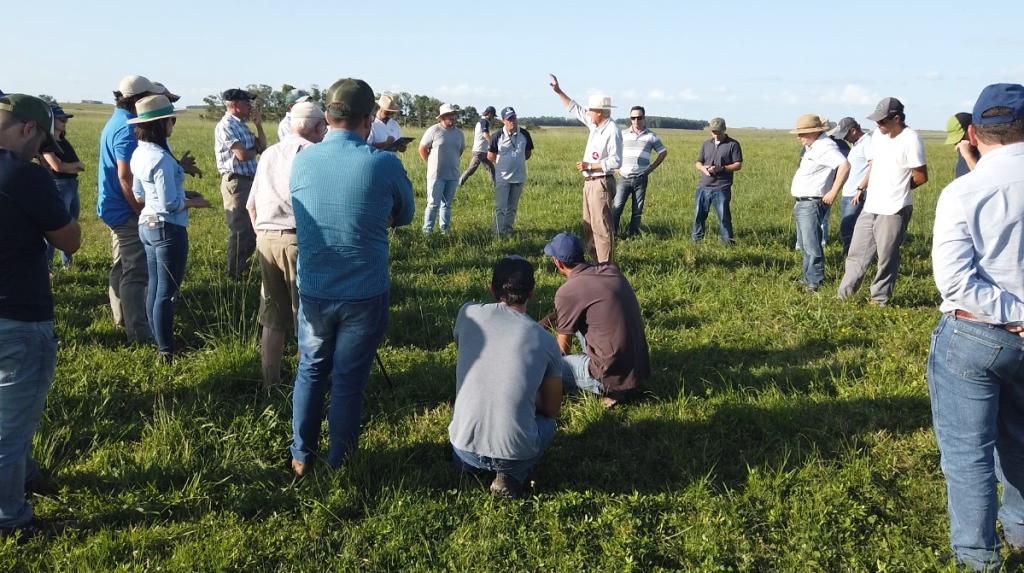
[567, 100, 622, 178]
[131, 141, 188, 227]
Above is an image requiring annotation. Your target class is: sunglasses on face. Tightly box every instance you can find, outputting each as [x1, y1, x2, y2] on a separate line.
[631, 116, 644, 121]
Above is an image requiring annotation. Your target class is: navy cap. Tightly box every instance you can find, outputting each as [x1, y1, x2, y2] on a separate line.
[543, 232, 585, 265]
[972, 83, 1024, 126]
[222, 88, 256, 102]
[501, 106, 516, 120]
[49, 104, 73, 120]
[483, 105, 496, 116]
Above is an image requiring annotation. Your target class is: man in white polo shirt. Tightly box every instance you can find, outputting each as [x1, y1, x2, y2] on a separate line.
[789, 114, 850, 292]
[487, 106, 534, 236]
[614, 105, 668, 238]
[247, 102, 327, 388]
[549, 74, 623, 263]
[838, 97, 928, 306]
[367, 93, 406, 153]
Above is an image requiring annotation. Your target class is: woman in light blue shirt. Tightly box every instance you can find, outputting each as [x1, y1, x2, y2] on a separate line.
[128, 95, 211, 362]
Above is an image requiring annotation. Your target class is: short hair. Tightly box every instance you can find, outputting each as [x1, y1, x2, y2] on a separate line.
[491, 256, 535, 305]
[115, 91, 147, 112]
[630, 105, 645, 116]
[975, 107, 1024, 145]
[0, 109, 19, 131]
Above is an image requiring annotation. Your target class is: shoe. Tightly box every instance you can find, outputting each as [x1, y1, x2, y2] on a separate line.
[291, 459, 311, 478]
[489, 473, 523, 499]
[868, 299, 888, 308]
[0, 517, 60, 543]
[158, 351, 174, 365]
[805, 284, 820, 293]
[25, 468, 58, 496]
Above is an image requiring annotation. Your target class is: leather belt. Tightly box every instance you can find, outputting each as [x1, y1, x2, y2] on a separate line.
[951, 309, 1017, 332]
[794, 196, 822, 202]
[585, 174, 614, 182]
[257, 229, 296, 235]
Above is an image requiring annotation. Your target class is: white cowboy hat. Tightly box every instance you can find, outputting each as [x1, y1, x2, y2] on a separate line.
[586, 94, 615, 110]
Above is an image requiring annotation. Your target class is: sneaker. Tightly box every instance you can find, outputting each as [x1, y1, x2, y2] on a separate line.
[489, 473, 523, 499]
[25, 468, 58, 496]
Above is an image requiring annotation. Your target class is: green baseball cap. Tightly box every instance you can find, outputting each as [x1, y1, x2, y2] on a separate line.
[945, 112, 971, 145]
[326, 78, 375, 119]
[0, 94, 61, 153]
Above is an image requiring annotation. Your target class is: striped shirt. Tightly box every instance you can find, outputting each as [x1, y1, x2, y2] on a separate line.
[567, 100, 623, 178]
[619, 127, 667, 178]
[290, 129, 416, 301]
[214, 113, 258, 176]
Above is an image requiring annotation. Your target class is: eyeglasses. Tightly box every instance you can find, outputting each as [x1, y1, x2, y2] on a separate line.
[630, 116, 644, 121]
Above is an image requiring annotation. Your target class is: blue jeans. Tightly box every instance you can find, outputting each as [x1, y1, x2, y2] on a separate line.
[613, 174, 648, 236]
[140, 222, 189, 354]
[928, 315, 1024, 571]
[423, 178, 458, 233]
[452, 416, 557, 484]
[839, 194, 864, 256]
[291, 292, 389, 467]
[0, 318, 57, 528]
[45, 178, 80, 270]
[692, 185, 734, 243]
[560, 333, 604, 395]
[793, 199, 827, 288]
[794, 203, 831, 249]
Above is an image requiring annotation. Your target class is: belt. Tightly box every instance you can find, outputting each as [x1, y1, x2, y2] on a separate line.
[257, 228, 296, 235]
[794, 196, 822, 202]
[950, 309, 1017, 332]
[584, 174, 614, 182]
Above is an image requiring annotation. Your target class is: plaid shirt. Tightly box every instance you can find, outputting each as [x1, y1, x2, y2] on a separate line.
[214, 112, 258, 176]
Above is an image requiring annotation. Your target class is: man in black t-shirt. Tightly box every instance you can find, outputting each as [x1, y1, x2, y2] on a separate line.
[0, 94, 81, 537]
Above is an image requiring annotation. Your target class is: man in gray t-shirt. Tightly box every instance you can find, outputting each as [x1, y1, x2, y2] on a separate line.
[419, 103, 466, 234]
[449, 256, 563, 498]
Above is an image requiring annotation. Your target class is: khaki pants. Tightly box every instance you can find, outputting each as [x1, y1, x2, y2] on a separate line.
[838, 206, 912, 305]
[583, 176, 615, 263]
[108, 218, 151, 342]
[221, 174, 257, 279]
[256, 230, 299, 333]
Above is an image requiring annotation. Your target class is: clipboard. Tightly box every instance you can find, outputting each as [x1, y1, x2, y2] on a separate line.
[384, 137, 414, 151]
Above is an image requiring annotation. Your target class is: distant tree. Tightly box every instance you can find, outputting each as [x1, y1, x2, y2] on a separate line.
[460, 105, 480, 127]
[37, 94, 56, 105]
[201, 94, 223, 120]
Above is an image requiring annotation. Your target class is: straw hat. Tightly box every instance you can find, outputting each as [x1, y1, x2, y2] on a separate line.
[376, 94, 401, 113]
[127, 95, 181, 124]
[437, 103, 460, 119]
[789, 114, 826, 134]
[586, 94, 614, 110]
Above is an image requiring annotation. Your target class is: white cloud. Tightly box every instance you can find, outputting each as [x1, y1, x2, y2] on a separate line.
[817, 84, 878, 106]
[649, 89, 671, 101]
[676, 88, 700, 101]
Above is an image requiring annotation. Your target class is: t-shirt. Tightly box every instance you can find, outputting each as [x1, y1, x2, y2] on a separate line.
[843, 132, 873, 197]
[97, 108, 139, 228]
[698, 136, 743, 188]
[554, 263, 650, 393]
[472, 117, 491, 153]
[40, 136, 81, 180]
[864, 127, 926, 215]
[488, 127, 534, 184]
[790, 134, 847, 198]
[0, 150, 72, 322]
[419, 124, 465, 181]
[619, 128, 667, 178]
[448, 303, 563, 460]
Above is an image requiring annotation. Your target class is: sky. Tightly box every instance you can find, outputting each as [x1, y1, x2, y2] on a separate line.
[6, 0, 1023, 130]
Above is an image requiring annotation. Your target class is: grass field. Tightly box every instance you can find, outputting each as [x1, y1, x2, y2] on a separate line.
[0, 103, 994, 572]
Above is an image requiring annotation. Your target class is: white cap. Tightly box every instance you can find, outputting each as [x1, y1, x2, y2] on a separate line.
[290, 101, 325, 121]
[437, 103, 460, 118]
[118, 75, 156, 98]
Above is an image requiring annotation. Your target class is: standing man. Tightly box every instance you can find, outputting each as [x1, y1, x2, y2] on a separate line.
[789, 114, 851, 292]
[276, 88, 311, 142]
[693, 118, 743, 244]
[98, 74, 156, 341]
[449, 256, 563, 498]
[927, 83, 1024, 572]
[828, 117, 872, 255]
[367, 94, 406, 152]
[419, 103, 465, 234]
[0, 94, 81, 535]
[215, 88, 266, 280]
[614, 106, 668, 238]
[549, 74, 622, 263]
[543, 232, 650, 408]
[838, 97, 928, 306]
[288, 78, 415, 476]
[247, 102, 327, 389]
[487, 106, 534, 236]
[459, 105, 497, 186]
[946, 112, 980, 178]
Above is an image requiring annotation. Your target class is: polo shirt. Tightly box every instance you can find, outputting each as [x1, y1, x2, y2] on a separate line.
[842, 132, 873, 197]
[471, 117, 491, 153]
[864, 127, 926, 215]
[0, 150, 71, 322]
[97, 108, 139, 228]
[290, 129, 415, 301]
[619, 127, 667, 178]
[790, 134, 847, 198]
[567, 100, 622, 177]
[697, 136, 743, 188]
[420, 123, 465, 181]
[214, 113, 258, 176]
[488, 127, 533, 184]
[554, 263, 650, 393]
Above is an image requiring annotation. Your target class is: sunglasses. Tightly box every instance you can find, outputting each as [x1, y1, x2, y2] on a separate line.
[630, 116, 644, 121]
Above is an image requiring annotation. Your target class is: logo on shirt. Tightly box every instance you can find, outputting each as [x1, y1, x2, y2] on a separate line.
[591, 152, 599, 160]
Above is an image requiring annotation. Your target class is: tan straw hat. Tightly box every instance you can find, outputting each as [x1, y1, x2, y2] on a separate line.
[586, 94, 615, 110]
[376, 94, 401, 113]
[126, 95, 181, 124]
[789, 114, 826, 134]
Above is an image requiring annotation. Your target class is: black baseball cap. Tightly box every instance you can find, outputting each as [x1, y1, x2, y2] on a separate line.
[483, 105, 496, 116]
[222, 88, 256, 102]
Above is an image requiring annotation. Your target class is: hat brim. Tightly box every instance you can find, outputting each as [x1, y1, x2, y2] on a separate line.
[828, 126, 850, 139]
[127, 110, 182, 125]
[789, 126, 825, 134]
[587, 106, 615, 111]
[944, 128, 966, 145]
[866, 110, 889, 122]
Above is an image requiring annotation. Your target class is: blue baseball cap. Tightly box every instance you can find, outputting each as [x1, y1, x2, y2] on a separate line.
[544, 232, 584, 265]
[972, 83, 1024, 126]
[49, 104, 73, 120]
[501, 106, 516, 120]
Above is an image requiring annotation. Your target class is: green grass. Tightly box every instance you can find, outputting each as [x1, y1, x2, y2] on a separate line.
[0, 103, 997, 571]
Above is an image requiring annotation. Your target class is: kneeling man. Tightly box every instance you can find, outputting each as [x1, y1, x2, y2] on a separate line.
[449, 256, 563, 498]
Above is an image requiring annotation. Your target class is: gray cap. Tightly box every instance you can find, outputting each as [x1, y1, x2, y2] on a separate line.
[828, 117, 859, 140]
[708, 117, 726, 132]
[866, 97, 904, 122]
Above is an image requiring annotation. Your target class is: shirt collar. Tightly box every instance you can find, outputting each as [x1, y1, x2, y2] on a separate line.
[976, 142, 1024, 167]
[630, 127, 648, 136]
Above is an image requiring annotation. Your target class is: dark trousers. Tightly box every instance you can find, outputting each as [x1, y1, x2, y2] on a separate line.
[459, 152, 495, 186]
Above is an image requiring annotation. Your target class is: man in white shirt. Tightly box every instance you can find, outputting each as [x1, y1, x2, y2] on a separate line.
[838, 97, 928, 306]
[828, 117, 872, 255]
[459, 105, 497, 186]
[615, 106, 668, 238]
[549, 74, 623, 263]
[789, 114, 850, 291]
[927, 82, 1024, 573]
[276, 89, 310, 142]
[367, 94, 406, 153]
[246, 102, 326, 388]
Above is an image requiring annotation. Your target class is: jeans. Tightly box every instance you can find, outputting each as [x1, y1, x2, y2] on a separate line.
[140, 222, 189, 354]
[44, 178, 80, 270]
[692, 185, 734, 243]
[423, 178, 458, 233]
[793, 199, 827, 288]
[928, 314, 1024, 571]
[560, 333, 604, 395]
[494, 180, 524, 236]
[794, 203, 830, 250]
[459, 152, 495, 186]
[613, 174, 649, 236]
[839, 194, 864, 256]
[0, 318, 57, 528]
[838, 206, 912, 305]
[291, 291, 389, 467]
[452, 416, 557, 484]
